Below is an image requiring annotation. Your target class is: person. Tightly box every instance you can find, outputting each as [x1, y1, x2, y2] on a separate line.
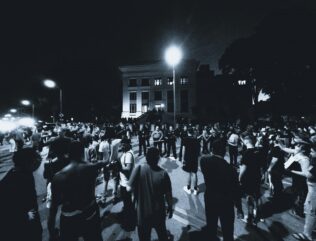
[239, 136, 262, 225]
[202, 127, 210, 154]
[118, 137, 135, 222]
[0, 148, 42, 241]
[47, 141, 105, 241]
[127, 147, 173, 241]
[98, 134, 113, 204]
[267, 136, 285, 199]
[182, 128, 200, 195]
[200, 139, 243, 241]
[138, 126, 147, 156]
[281, 135, 310, 218]
[151, 126, 164, 156]
[292, 141, 315, 241]
[227, 128, 239, 167]
[178, 125, 188, 161]
[165, 125, 177, 159]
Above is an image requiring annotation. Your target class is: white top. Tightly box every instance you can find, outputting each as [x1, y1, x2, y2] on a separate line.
[9, 138, 16, 153]
[119, 150, 134, 187]
[99, 141, 111, 162]
[228, 133, 239, 146]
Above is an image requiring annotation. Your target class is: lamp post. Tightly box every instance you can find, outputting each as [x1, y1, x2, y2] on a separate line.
[43, 79, 63, 121]
[21, 99, 35, 117]
[165, 46, 182, 126]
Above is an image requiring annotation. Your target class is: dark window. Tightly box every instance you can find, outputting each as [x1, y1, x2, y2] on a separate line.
[180, 90, 189, 112]
[141, 79, 149, 86]
[130, 103, 137, 113]
[154, 91, 162, 101]
[129, 79, 137, 87]
[130, 92, 137, 101]
[167, 90, 174, 112]
[141, 92, 149, 100]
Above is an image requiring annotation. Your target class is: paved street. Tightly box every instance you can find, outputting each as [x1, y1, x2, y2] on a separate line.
[0, 139, 306, 241]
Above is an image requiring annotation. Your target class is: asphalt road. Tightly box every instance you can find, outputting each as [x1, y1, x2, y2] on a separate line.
[0, 139, 307, 241]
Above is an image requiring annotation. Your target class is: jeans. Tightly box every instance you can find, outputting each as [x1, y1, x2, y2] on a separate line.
[228, 145, 238, 166]
[304, 185, 316, 239]
[138, 216, 168, 241]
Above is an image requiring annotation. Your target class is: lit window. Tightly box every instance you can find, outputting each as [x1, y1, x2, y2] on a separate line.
[238, 80, 247, 85]
[180, 77, 188, 85]
[154, 78, 162, 86]
[167, 77, 174, 85]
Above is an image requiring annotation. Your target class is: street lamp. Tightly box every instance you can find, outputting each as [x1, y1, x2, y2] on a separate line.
[43, 79, 63, 121]
[10, 108, 17, 113]
[21, 99, 35, 117]
[165, 46, 182, 126]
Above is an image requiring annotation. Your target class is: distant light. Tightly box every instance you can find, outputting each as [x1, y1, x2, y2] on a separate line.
[18, 117, 35, 127]
[43, 79, 57, 88]
[0, 120, 16, 132]
[38, 120, 43, 123]
[71, 117, 74, 121]
[238, 80, 247, 85]
[21, 100, 31, 106]
[4, 114, 12, 118]
[10, 108, 17, 113]
[165, 46, 182, 67]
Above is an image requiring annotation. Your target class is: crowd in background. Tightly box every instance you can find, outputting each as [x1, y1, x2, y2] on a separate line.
[1, 116, 316, 241]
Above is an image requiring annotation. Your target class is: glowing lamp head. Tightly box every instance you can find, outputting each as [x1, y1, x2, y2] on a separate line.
[43, 79, 57, 88]
[21, 100, 31, 106]
[10, 109, 17, 113]
[165, 46, 182, 67]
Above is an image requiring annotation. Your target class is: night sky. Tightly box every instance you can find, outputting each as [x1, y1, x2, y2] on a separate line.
[0, 0, 315, 120]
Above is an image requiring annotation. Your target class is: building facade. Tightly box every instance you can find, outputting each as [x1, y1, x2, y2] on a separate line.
[120, 60, 199, 119]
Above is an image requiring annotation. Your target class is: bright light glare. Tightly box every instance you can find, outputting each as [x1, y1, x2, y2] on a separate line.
[21, 100, 31, 106]
[0, 120, 16, 132]
[10, 109, 17, 113]
[258, 89, 271, 102]
[18, 117, 35, 127]
[4, 114, 12, 118]
[165, 46, 182, 67]
[43, 79, 56, 88]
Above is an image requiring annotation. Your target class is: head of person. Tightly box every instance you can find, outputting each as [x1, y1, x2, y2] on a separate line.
[146, 147, 160, 167]
[155, 126, 160, 131]
[212, 139, 226, 157]
[13, 148, 41, 172]
[69, 140, 85, 161]
[121, 137, 131, 152]
[243, 137, 254, 149]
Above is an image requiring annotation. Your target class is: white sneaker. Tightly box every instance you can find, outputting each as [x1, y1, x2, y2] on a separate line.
[193, 188, 199, 195]
[183, 186, 192, 194]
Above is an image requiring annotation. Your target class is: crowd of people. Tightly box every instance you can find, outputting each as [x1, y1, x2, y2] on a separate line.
[1, 117, 316, 241]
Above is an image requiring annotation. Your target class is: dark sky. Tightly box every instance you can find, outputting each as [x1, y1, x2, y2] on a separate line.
[0, 0, 315, 120]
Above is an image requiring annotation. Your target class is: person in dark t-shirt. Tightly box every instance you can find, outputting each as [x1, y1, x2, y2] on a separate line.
[200, 139, 243, 241]
[239, 137, 262, 225]
[127, 147, 173, 241]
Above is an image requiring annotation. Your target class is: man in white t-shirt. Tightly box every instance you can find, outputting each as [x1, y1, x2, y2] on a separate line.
[228, 128, 240, 167]
[119, 138, 135, 220]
